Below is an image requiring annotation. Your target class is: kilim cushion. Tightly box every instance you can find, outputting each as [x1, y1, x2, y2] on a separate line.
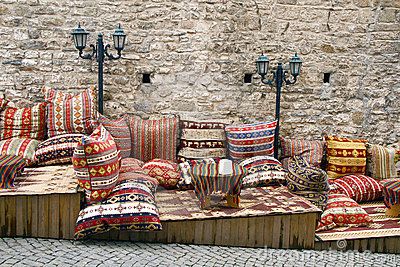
[128, 116, 179, 162]
[120, 157, 145, 174]
[280, 137, 324, 169]
[329, 174, 383, 202]
[43, 86, 97, 138]
[325, 136, 367, 179]
[178, 119, 228, 162]
[0, 138, 39, 165]
[117, 171, 159, 195]
[286, 155, 330, 209]
[239, 156, 287, 188]
[97, 114, 131, 159]
[74, 178, 162, 239]
[0, 154, 26, 189]
[366, 143, 399, 180]
[72, 125, 120, 205]
[142, 159, 181, 189]
[35, 133, 84, 166]
[0, 102, 47, 140]
[316, 193, 373, 232]
[225, 120, 277, 160]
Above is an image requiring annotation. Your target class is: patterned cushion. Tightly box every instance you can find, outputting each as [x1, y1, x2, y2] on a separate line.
[97, 115, 131, 159]
[120, 157, 145, 174]
[325, 136, 367, 179]
[366, 143, 399, 180]
[117, 171, 159, 195]
[280, 138, 324, 169]
[0, 138, 39, 165]
[0, 102, 47, 140]
[286, 155, 330, 209]
[72, 125, 120, 204]
[329, 174, 383, 202]
[0, 154, 26, 189]
[35, 133, 84, 166]
[142, 159, 181, 189]
[239, 156, 287, 188]
[316, 193, 373, 232]
[177, 158, 217, 190]
[225, 120, 277, 160]
[178, 119, 227, 162]
[128, 116, 179, 162]
[44, 86, 97, 138]
[74, 178, 162, 239]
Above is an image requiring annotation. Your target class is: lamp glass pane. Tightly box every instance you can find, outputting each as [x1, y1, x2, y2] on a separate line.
[257, 61, 268, 76]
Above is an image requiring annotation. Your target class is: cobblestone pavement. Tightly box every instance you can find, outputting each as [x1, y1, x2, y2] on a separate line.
[0, 238, 399, 267]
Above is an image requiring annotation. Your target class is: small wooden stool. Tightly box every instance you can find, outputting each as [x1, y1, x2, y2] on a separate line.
[382, 180, 400, 217]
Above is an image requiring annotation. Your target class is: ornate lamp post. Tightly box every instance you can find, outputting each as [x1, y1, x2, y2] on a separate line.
[255, 53, 303, 159]
[71, 23, 126, 114]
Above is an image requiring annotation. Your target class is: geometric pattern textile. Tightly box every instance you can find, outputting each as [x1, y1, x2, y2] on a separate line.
[34, 133, 84, 166]
[0, 102, 47, 140]
[177, 119, 228, 162]
[74, 178, 162, 239]
[325, 136, 367, 179]
[280, 137, 324, 169]
[366, 143, 399, 180]
[120, 157, 145, 174]
[0, 154, 26, 189]
[128, 116, 179, 163]
[225, 120, 277, 160]
[239, 156, 287, 188]
[329, 174, 383, 203]
[43, 86, 97, 138]
[316, 193, 373, 232]
[142, 159, 181, 189]
[382, 179, 400, 209]
[0, 138, 39, 165]
[286, 155, 330, 209]
[72, 125, 120, 205]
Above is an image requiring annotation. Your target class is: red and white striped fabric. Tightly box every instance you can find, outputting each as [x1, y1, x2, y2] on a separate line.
[329, 174, 383, 202]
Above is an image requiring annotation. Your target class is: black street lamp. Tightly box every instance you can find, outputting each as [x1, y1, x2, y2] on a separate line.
[71, 23, 126, 114]
[255, 53, 303, 159]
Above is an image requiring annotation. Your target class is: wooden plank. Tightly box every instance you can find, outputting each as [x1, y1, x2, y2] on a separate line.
[194, 220, 204, 245]
[376, 238, 384, 253]
[353, 239, 360, 252]
[69, 193, 81, 239]
[202, 219, 216, 245]
[253, 216, 264, 248]
[167, 221, 180, 243]
[38, 195, 49, 238]
[59, 194, 70, 239]
[184, 220, 195, 244]
[289, 214, 299, 248]
[5, 196, 16, 236]
[281, 215, 290, 249]
[304, 213, 317, 249]
[271, 215, 281, 248]
[220, 218, 231, 246]
[229, 217, 240, 246]
[263, 216, 273, 248]
[25, 195, 33, 237]
[0, 197, 5, 236]
[214, 217, 223, 245]
[31, 195, 39, 237]
[49, 194, 60, 238]
[238, 217, 249, 247]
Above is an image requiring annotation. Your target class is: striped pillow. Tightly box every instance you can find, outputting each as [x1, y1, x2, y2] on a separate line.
[280, 138, 324, 169]
[128, 116, 179, 162]
[225, 120, 277, 160]
[44, 86, 97, 138]
[72, 125, 120, 205]
[98, 115, 131, 159]
[0, 155, 26, 189]
[0, 138, 39, 165]
[0, 102, 47, 140]
[366, 143, 399, 180]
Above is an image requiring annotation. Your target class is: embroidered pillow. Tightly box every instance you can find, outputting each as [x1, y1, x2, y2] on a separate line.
[325, 136, 367, 179]
[128, 116, 179, 162]
[35, 134, 84, 166]
[178, 119, 228, 162]
[225, 120, 277, 160]
[329, 174, 383, 202]
[44, 86, 97, 138]
[0, 138, 39, 165]
[72, 125, 120, 204]
[96, 115, 131, 159]
[316, 194, 373, 232]
[0, 102, 47, 140]
[280, 138, 324, 169]
[142, 159, 181, 189]
[239, 156, 287, 188]
[366, 143, 399, 180]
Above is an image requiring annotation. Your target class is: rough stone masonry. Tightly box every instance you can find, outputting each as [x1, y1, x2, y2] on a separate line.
[0, 0, 398, 143]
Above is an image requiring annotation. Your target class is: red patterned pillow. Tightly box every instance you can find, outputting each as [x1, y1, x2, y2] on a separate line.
[0, 102, 47, 140]
[0, 138, 39, 165]
[329, 174, 383, 202]
[44, 86, 97, 138]
[280, 138, 324, 169]
[72, 125, 120, 204]
[316, 193, 373, 232]
[120, 157, 145, 174]
[142, 159, 181, 189]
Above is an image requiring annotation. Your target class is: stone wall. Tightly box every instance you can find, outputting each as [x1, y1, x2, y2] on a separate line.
[0, 0, 398, 143]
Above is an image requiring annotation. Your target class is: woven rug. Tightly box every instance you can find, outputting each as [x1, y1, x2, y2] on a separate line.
[157, 186, 321, 221]
[316, 200, 400, 241]
[0, 165, 78, 196]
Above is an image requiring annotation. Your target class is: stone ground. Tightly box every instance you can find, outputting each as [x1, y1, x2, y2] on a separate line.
[0, 238, 398, 267]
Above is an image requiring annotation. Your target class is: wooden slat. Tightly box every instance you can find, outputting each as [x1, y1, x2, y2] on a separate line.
[31, 195, 39, 237]
[238, 217, 249, 247]
[289, 214, 299, 248]
[5, 196, 16, 236]
[281, 215, 291, 249]
[49, 194, 60, 238]
[69, 193, 81, 239]
[272, 215, 281, 248]
[38, 195, 49, 238]
[194, 220, 204, 245]
[16, 196, 27, 236]
[253, 216, 264, 247]
[263, 216, 273, 248]
[304, 213, 317, 249]
[202, 219, 216, 245]
[59, 194, 70, 239]
[0, 197, 5, 236]
[26, 195, 33, 237]
[220, 218, 231, 246]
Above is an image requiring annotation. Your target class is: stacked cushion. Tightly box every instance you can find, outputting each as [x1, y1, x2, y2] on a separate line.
[35, 133, 84, 165]
[72, 125, 120, 204]
[128, 116, 179, 162]
[142, 159, 181, 189]
[325, 136, 367, 179]
[286, 155, 330, 209]
[366, 143, 399, 180]
[178, 119, 227, 162]
[0, 102, 47, 140]
[280, 138, 324, 169]
[0, 138, 39, 165]
[225, 120, 277, 160]
[43, 86, 97, 137]
[239, 156, 287, 188]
